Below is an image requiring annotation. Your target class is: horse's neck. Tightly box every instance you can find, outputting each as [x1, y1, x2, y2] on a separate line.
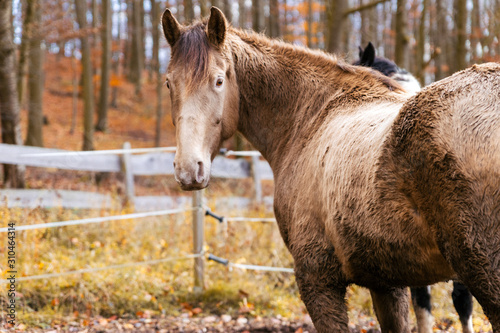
[229, 31, 344, 167]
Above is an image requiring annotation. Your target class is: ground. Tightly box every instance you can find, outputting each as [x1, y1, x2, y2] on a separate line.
[9, 315, 318, 333]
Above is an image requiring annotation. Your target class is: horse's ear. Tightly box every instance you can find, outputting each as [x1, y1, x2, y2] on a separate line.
[162, 9, 181, 47]
[207, 7, 227, 47]
[360, 42, 375, 66]
[358, 46, 364, 60]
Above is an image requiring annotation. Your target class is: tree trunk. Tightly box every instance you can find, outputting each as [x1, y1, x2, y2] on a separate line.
[306, 0, 313, 47]
[454, 0, 467, 72]
[75, 0, 95, 151]
[283, 0, 289, 41]
[139, 2, 146, 79]
[92, 0, 98, 45]
[25, 0, 44, 147]
[383, 1, 392, 59]
[199, 0, 208, 17]
[129, 0, 144, 96]
[17, 0, 34, 106]
[495, 0, 500, 59]
[416, 0, 428, 85]
[238, 0, 246, 28]
[212, 0, 222, 11]
[269, 0, 280, 37]
[360, 0, 376, 46]
[124, 0, 132, 75]
[342, 14, 351, 53]
[0, 0, 25, 187]
[152, 0, 163, 147]
[71, 42, 78, 134]
[471, 0, 481, 62]
[434, 0, 446, 80]
[96, 0, 112, 132]
[184, 0, 195, 22]
[395, 0, 409, 69]
[325, 0, 346, 53]
[360, 0, 368, 46]
[223, 0, 233, 23]
[111, 0, 122, 108]
[252, 0, 264, 32]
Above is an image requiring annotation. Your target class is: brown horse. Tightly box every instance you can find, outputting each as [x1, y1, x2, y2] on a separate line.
[162, 7, 500, 332]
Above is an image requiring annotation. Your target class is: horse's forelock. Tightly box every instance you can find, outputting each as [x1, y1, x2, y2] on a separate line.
[171, 23, 211, 89]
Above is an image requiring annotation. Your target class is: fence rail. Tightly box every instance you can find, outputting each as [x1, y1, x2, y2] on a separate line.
[0, 143, 273, 209]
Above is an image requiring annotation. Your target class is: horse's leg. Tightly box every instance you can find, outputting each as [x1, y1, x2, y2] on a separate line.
[274, 200, 349, 332]
[451, 282, 473, 333]
[370, 287, 411, 333]
[436, 218, 500, 331]
[294, 261, 349, 333]
[295, 272, 348, 333]
[411, 287, 434, 333]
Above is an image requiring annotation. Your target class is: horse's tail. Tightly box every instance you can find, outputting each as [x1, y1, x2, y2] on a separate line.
[381, 62, 500, 325]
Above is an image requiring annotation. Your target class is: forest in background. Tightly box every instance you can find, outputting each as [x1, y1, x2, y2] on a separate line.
[0, 0, 499, 189]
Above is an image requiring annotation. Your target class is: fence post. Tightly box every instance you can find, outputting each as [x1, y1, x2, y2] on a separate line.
[120, 142, 135, 208]
[192, 189, 205, 292]
[251, 155, 262, 203]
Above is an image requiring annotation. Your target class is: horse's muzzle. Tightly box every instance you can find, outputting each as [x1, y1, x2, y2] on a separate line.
[174, 159, 210, 191]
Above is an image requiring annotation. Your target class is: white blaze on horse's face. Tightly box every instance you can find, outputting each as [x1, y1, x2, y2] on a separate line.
[162, 7, 239, 191]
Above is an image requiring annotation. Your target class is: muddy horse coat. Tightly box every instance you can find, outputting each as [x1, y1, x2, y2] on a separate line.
[162, 7, 500, 332]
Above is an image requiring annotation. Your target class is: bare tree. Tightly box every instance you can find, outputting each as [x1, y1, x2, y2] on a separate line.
[129, 0, 144, 96]
[238, 0, 246, 28]
[25, 0, 44, 147]
[212, 0, 222, 12]
[17, 0, 34, 105]
[75, 0, 95, 151]
[434, 0, 447, 80]
[471, 0, 481, 61]
[0, 0, 25, 187]
[223, 0, 233, 23]
[184, 0, 195, 21]
[152, 0, 163, 147]
[360, 0, 377, 46]
[325, 0, 346, 52]
[416, 0, 428, 85]
[252, 0, 265, 32]
[199, 0, 208, 17]
[96, 0, 112, 132]
[306, 0, 314, 47]
[454, 0, 467, 71]
[395, 0, 409, 69]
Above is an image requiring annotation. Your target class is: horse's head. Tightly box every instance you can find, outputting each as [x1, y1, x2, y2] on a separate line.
[162, 7, 239, 190]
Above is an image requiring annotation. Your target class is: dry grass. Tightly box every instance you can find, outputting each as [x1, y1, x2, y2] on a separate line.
[0, 203, 303, 329]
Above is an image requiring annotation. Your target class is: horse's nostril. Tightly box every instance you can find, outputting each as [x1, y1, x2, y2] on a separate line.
[173, 161, 176, 168]
[196, 161, 204, 183]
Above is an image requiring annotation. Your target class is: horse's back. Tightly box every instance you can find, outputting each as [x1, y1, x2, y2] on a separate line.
[380, 62, 500, 268]
[385, 62, 500, 192]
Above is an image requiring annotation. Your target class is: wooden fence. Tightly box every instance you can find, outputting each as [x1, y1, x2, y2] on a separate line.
[0, 142, 274, 211]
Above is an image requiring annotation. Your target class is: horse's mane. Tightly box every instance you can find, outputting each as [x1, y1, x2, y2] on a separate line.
[170, 19, 403, 96]
[229, 28, 402, 93]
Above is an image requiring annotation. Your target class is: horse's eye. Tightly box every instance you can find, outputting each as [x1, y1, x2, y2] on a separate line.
[216, 78, 224, 87]
[165, 79, 170, 89]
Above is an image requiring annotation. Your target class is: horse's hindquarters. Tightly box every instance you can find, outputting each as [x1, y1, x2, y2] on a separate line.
[383, 63, 500, 327]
